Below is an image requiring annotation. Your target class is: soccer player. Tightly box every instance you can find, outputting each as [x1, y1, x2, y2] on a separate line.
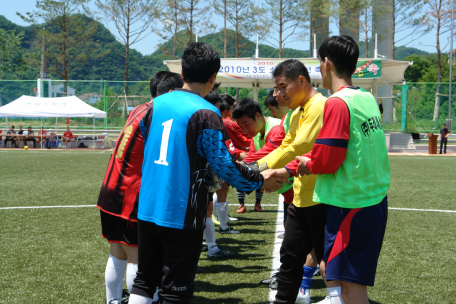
[203, 90, 234, 258]
[128, 42, 287, 304]
[265, 90, 290, 120]
[293, 35, 390, 304]
[231, 98, 293, 214]
[255, 59, 328, 304]
[97, 71, 184, 304]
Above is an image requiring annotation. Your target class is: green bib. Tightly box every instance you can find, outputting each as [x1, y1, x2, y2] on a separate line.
[313, 88, 390, 208]
[253, 117, 281, 151]
[253, 117, 293, 194]
[282, 110, 293, 135]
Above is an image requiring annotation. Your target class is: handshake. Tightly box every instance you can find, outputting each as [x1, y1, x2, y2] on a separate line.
[242, 161, 290, 193]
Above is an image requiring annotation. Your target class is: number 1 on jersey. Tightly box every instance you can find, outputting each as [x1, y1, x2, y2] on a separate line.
[154, 119, 173, 166]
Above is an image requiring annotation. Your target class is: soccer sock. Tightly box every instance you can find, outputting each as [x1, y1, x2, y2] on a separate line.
[255, 189, 264, 205]
[128, 294, 153, 304]
[126, 263, 138, 293]
[212, 193, 218, 216]
[327, 286, 345, 304]
[237, 191, 245, 206]
[218, 201, 229, 229]
[301, 265, 317, 290]
[105, 255, 127, 304]
[204, 216, 217, 251]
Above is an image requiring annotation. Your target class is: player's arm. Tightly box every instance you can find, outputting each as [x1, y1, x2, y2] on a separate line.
[295, 97, 350, 175]
[243, 125, 285, 163]
[258, 108, 322, 170]
[197, 129, 286, 192]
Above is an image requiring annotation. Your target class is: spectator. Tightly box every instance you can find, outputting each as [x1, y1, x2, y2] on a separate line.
[16, 126, 25, 147]
[36, 127, 47, 146]
[62, 127, 74, 147]
[25, 127, 35, 148]
[440, 123, 451, 154]
[5, 126, 17, 147]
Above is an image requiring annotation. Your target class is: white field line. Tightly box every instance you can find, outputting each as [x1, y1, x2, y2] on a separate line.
[0, 205, 96, 210]
[269, 195, 284, 303]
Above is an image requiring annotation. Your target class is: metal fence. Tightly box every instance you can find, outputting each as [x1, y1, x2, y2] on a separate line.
[1, 80, 454, 133]
[398, 82, 455, 133]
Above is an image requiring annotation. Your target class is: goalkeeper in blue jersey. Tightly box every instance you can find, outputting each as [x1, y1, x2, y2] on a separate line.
[129, 42, 288, 304]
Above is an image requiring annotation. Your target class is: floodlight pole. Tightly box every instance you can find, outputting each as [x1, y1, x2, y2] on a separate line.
[449, 0, 454, 122]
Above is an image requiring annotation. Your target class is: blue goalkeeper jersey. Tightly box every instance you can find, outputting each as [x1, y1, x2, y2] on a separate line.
[138, 89, 264, 230]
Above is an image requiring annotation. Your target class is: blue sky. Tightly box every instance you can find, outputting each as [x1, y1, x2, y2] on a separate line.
[2, 0, 451, 57]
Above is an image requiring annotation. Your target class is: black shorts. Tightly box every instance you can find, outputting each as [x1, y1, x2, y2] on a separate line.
[100, 210, 138, 246]
[131, 220, 203, 303]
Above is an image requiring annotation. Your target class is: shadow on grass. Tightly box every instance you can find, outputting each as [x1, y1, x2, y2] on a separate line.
[192, 295, 243, 303]
[196, 264, 267, 274]
[194, 281, 259, 293]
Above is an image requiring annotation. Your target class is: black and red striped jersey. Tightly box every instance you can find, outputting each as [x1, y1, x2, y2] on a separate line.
[97, 103, 150, 221]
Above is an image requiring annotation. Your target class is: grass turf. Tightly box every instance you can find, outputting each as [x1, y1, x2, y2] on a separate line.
[0, 151, 455, 303]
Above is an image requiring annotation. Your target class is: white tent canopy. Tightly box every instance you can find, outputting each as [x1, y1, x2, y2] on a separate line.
[164, 57, 411, 101]
[0, 95, 106, 118]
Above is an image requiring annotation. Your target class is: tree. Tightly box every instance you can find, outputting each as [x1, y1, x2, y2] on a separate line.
[155, 0, 185, 59]
[392, 0, 428, 59]
[359, 0, 374, 57]
[263, 0, 308, 58]
[89, 0, 159, 118]
[423, 0, 452, 120]
[403, 54, 433, 82]
[180, 0, 215, 45]
[0, 29, 27, 79]
[225, 0, 265, 58]
[214, 0, 228, 58]
[18, 0, 108, 92]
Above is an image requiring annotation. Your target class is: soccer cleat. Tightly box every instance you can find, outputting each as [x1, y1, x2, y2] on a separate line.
[295, 288, 311, 304]
[260, 272, 279, 285]
[152, 287, 160, 303]
[208, 247, 235, 258]
[196, 267, 204, 274]
[313, 266, 320, 276]
[121, 289, 130, 304]
[212, 214, 220, 226]
[201, 242, 208, 252]
[254, 203, 264, 212]
[236, 205, 246, 213]
[219, 226, 240, 234]
[312, 296, 330, 304]
[269, 277, 278, 290]
[228, 214, 238, 221]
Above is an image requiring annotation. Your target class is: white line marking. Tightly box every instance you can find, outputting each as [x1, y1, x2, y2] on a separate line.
[269, 195, 284, 303]
[388, 207, 456, 213]
[0, 205, 96, 210]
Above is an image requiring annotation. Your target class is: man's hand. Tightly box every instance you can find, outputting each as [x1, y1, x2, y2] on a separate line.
[295, 156, 312, 177]
[238, 152, 248, 161]
[260, 169, 290, 192]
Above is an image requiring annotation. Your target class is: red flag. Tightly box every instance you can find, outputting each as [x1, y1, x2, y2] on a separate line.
[66, 117, 70, 124]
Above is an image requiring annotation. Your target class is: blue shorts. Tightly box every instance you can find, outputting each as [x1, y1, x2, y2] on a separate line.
[323, 196, 388, 286]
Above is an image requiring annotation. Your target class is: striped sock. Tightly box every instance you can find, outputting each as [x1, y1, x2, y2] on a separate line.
[237, 191, 245, 205]
[255, 189, 264, 205]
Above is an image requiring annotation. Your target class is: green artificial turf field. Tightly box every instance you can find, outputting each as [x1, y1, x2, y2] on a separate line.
[0, 150, 455, 303]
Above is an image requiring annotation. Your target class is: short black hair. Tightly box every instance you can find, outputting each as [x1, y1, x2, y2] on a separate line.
[11, 125, 15, 128]
[156, 72, 184, 96]
[150, 71, 170, 98]
[264, 91, 279, 109]
[182, 42, 221, 84]
[443, 124, 447, 126]
[204, 90, 221, 106]
[220, 94, 235, 107]
[213, 82, 221, 90]
[219, 101, 231, 113]
[318, 35, 359, 78]
[273, 59, 310, 83]
[232, 98, 263, 120]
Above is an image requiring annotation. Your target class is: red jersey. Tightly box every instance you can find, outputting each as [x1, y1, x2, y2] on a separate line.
[97, 103, 150, 221]
[63, 131, 73, 139]
[223, 117, 252, 157]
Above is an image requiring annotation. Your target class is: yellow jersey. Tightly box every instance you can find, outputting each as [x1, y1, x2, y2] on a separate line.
[258, 93, 326, 207]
